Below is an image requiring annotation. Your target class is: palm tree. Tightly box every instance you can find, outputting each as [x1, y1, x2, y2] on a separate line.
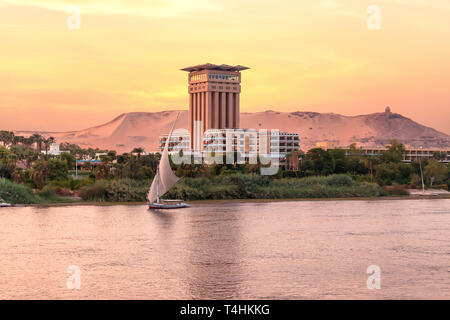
[0, 131, 5, 148]
[132, 147, 145, 163]
[31, 160, 48, 189]
[0, 131, 15, 148]
[22, 136, 34, 149]
[31, 133, 44, 153]
[12, 135, 23, 146]
[43, 137, 55, 155]
[286, 151, 300, 171]
[107, 150, 117, 160]
[24, 149, 39, 169]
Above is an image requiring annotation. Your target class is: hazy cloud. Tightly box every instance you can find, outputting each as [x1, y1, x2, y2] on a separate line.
[306, 0, 364, 19]
[392, 0, 450, 9]
[0, 0, 222, 17]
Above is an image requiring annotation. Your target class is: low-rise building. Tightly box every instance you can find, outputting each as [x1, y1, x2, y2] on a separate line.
[158, 129, 300, 166]
[318, 145, 450, 163]
[203, 129, 299, 156]
[94, 152, 108, 160]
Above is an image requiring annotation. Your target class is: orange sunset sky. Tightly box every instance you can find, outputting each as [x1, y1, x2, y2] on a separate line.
[0, 0, 449, 134]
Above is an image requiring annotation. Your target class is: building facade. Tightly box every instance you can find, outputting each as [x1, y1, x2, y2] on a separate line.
[361, 147, 450, 163]
[158, 130, 300, 166]
[41, 142, 70, 156]
[317, 143, 450, 163]
[181, 63, 249, 150]
[158, 132, 190, 153]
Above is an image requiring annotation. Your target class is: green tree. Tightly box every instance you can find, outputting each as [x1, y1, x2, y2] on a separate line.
[382, 140, 406, 163]
[423, 160, 447, 186]
[30, 158, 70, 188]
[0, 146, 15, 178]
[12, 135, 25, 146]
[375, 162, 413, 186]
[31, 160, 48, 188]
[43, 137, 55, 155]
[107, 150, 117, 160]
[329, 148, 348, 174]
[24, 149, 39, 169]
[137, 165, 154, 180]
[132, 147, 145, 163]
[31, 133, 44, 153]
[305, 148, 334, 175]
[0, 131, 15, 148]
[60, 152, 76, 169]
[432, 151, 446, 161]
[447, 164, 450, 189]
[45, 158, 70, 181]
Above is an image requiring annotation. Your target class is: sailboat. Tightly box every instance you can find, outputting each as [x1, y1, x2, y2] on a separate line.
[147, 113, 190, 209]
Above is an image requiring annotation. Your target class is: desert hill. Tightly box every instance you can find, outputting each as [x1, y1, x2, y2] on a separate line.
[15, 109, 450, 153]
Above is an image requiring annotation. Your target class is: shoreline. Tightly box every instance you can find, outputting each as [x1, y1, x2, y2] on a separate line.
[9, 193, 450, 208]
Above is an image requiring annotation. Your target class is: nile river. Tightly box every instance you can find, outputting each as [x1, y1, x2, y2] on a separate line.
[0, 199, 449, 299]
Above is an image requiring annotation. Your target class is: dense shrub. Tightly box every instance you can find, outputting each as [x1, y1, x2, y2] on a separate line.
[80, 180, 109, 201]
[47, 177, 88, 190]
[107, 179, 149, 201]
[80, 179, 149, 202]
[37, 185, 58, 198]
[39, 185, 74, 198]
[0, 178, 36, 204]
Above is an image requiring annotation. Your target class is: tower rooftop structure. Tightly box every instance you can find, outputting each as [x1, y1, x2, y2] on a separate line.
[181, 63, 249, 72]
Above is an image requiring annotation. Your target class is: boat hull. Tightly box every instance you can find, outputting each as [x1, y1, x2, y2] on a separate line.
[148, 202, 190, 210]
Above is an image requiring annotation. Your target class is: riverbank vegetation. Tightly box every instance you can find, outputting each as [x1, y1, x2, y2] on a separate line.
[1, 130, 449, 204]
[165, 174, 384, 200]
[0, 178, 75, 204]
[0, 178, 37, 204]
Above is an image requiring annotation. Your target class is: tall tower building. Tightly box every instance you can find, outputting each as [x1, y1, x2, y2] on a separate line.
[181, 63, 249, 150]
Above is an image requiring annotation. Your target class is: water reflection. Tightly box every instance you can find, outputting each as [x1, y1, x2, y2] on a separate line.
[0, 200, 449, 299]
[150, 208, 176, 229]
[184, 204, 246, 299]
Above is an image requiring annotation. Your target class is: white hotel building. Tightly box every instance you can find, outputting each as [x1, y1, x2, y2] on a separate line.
[159, 129, 300, 166]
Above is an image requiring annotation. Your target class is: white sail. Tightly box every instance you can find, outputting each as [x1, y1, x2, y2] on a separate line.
[158, 138, 179, 194]
[147, 170, 160, 203]
[147, 113, 180, 203]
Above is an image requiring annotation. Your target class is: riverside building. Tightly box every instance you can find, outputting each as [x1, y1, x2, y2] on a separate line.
[181, 63, 248, 151]
[158, 63, 301, 167]
[316, 142, 450, 163]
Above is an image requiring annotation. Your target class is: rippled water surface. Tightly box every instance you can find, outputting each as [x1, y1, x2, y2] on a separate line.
[0, 199, 449, 299]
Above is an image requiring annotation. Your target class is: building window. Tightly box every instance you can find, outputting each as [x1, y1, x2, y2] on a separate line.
[208, 73, 239, 82]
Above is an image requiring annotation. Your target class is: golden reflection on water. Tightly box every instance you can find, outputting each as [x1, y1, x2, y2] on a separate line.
[0, 200, 449, 299]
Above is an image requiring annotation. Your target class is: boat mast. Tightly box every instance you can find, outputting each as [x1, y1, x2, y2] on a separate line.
[156, 168, 160, 203]
[419, 157, 425, 195]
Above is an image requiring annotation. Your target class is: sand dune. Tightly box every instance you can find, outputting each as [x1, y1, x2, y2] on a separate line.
[15, 109, 450, 153]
